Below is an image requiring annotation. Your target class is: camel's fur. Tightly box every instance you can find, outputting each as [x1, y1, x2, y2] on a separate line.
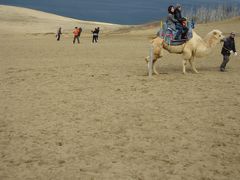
[145, 30, 224, 74]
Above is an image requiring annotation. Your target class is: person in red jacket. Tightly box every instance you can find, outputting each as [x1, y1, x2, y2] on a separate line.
[73, 27, 80, 44]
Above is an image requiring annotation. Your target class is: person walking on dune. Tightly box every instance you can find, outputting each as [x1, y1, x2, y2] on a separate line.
[220, 32, 238, 72]
[78, 27, 82, 43]
[95, 27, 100, 42]
[73, 27, 80, 44]
[56, 27, 62, 41]
[92, 27, 100, 43]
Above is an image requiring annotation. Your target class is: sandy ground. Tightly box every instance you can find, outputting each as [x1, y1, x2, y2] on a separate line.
[0, 5, 125, 34]
[0, 6, 240, 180]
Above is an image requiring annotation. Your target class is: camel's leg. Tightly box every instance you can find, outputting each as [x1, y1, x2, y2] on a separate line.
[145, 56, 150, 63]
[189, 58, 199, 74]
[145, 56, 160, 75]
[146, 37, 164, 75]
[153, 59, 159, 75]
[182, 59, 188, 74]
[145, 56, 152, 74]
[146, 56, 150, 70]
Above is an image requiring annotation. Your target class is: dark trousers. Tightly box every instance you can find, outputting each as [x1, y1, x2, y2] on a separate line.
[175, 23, 183, 40]
[182, 26, 189, 39]
[220, 55, 230, 70]
[175, 23, 189, 40]
[57, 34, 61, 41]
[73, 36, 80, 44]
[92, 35, 98, 43]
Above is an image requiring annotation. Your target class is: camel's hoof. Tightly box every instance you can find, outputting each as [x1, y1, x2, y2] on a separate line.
[145, 57, 149, 63]
[153, 69, 160, 75]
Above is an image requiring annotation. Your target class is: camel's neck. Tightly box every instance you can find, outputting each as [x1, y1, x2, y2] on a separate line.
[203, 34, 218, 48]
[193, 32, 216, 57]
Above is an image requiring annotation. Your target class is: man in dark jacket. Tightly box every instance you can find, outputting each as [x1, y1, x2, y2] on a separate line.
[92, 27, 100, 43]
[220, 32, 237, 72]
[174, 5, 188, 40]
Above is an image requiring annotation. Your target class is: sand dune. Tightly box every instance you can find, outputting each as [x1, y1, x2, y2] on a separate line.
[0, 5, 126, 34]
[0, 5, 240, 180]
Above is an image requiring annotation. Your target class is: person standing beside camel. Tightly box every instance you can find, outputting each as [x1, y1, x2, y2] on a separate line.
[220, 32, 237, 72]
[73, 27, 80, 44]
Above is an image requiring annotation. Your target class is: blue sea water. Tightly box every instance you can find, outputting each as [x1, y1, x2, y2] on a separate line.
[0, 0, 239, 24]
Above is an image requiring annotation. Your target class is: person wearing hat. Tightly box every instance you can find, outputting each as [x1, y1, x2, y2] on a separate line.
[220, 32, 237, 72]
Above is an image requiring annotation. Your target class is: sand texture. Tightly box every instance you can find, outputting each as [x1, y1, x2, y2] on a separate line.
[0, 5, 240, 180]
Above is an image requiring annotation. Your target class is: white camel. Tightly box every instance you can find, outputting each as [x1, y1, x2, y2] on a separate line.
[146, 30, 225, 74]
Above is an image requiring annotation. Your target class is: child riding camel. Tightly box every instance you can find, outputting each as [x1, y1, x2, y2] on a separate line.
[174, 4, 189, 40]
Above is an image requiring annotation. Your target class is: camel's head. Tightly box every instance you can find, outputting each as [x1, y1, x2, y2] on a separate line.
[205, 30, 224, 47]
[211, 30, 225, 42]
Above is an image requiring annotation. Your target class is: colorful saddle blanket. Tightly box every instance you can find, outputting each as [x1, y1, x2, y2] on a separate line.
[157, 21, 194, 46]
